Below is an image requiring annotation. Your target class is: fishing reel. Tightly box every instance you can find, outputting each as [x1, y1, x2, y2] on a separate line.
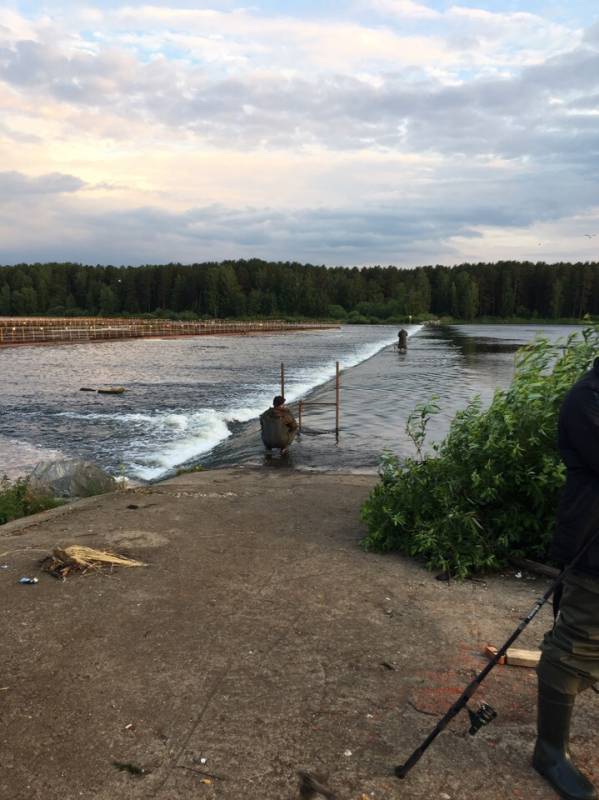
[467, 703, 497, 736]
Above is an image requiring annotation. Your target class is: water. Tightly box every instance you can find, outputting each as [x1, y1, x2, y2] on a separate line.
[0, 324, 583, 480]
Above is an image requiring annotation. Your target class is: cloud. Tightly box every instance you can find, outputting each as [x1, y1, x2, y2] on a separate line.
[1, 150, 598, 267]
[0, 120, 41, 143]
[1, 32, 598, 171]
[0, 3, 597, 267]
[0, 9, 40, 43]
[0, 4, 593, 167]
[366, 0, 440, 19]
[0, 200, 463, 265]
[0, 170, 85, 197]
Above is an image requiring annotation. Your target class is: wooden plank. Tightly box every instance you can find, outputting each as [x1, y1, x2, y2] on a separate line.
[506, 648, 541, 668]
[484, 644, 541, 668]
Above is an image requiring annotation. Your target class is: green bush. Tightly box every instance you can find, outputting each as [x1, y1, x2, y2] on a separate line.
[346, 311, 370, 324]
[327, 304, 348, 319]
[178, 310, 200, 321]
[0, 476, 62, 526]
[361, 327, 599, 577]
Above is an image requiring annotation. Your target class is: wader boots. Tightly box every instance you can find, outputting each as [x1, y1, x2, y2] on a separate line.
[533, 681, 597, 800]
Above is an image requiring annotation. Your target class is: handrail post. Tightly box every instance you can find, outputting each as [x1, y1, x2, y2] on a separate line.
[335, 361, 340, 435]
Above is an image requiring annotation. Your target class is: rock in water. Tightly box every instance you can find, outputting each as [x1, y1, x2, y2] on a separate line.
[30, 459, 117, 498]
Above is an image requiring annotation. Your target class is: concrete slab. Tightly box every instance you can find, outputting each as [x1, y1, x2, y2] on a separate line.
[1, 468, 597, 799]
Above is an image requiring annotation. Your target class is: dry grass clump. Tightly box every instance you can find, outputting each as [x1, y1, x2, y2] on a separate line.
[41, 545, 146, 580]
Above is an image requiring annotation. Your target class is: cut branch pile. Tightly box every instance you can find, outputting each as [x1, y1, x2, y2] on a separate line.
[40, 545, 147, 580]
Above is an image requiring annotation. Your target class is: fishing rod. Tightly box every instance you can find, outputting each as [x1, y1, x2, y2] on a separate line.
[395, 528, 599, 780]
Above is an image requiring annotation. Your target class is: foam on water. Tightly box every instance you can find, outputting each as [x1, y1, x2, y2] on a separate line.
[129, 410, 232, 480]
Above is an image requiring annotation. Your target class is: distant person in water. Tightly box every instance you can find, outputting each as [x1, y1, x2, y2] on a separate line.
[260, 396, 298, 455]
[398, 328, 408, 352]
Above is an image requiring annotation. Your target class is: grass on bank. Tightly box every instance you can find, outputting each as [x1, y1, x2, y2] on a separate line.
[361, 326, 599, 578]
[0, 476, 63, 526]
[175, 464, 205, 476]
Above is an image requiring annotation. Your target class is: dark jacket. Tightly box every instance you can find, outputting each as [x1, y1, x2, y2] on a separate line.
[552, 357, 599, 574]
[260, 406, 298, 449]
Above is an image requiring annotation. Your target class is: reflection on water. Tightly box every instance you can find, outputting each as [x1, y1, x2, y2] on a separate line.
[0, 323, 584, 479]
[433, 326, 523, 356]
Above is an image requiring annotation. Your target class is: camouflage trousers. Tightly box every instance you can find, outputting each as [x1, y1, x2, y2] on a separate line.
[538, 571, 599, 694]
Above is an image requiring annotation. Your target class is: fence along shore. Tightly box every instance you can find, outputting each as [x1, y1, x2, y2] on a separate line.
[0, 317, 339, 347]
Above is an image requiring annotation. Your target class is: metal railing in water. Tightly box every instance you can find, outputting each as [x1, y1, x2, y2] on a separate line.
[0, 317, 339, 346]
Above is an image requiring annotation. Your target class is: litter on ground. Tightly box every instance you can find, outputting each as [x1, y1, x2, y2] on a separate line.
[40, 546, 147, 580]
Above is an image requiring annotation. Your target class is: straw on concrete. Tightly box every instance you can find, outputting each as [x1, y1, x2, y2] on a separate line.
[41, 545, 146, 579]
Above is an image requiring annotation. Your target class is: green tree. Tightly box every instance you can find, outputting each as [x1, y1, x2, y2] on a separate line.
[550, 278, 563, 319]
[432, 268, 451, 315]
[171, 274, 189, 311]
[498, 268, 515, 317]
[99, 285, 117, 315]
[1, 258, 599, 321]
[455, 272, 478, 320]
[450, 281, 459, 317]
[21, 286, 38, 314]
[0, 283, 11, 314]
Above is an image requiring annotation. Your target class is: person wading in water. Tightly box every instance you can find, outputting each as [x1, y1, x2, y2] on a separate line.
[398, 329, 408, 352]
[260, 395, 298, 455]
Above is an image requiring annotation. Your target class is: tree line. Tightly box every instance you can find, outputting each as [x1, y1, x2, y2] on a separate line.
[1, 259, 599, 321]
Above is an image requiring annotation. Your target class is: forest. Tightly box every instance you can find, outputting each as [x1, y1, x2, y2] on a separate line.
[1, 259, 599, 322]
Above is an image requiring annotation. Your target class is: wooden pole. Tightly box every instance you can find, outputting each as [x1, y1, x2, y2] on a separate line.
[299, 400, 303, 432]
[281, 362, 285, 398]
[335, 361, 340, 434]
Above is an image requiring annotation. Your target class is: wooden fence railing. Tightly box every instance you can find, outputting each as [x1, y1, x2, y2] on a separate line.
[0, 317, 338, 346]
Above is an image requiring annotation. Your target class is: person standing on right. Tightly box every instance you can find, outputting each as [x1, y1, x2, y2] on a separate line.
[398, 328, 408, 353]
[535, 357, 599, 800]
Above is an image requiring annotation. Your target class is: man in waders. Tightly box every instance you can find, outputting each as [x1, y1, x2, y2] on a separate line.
[398, 329, 408, 352]
[535, 359, 599, 800]
[260, 395, 298, 455]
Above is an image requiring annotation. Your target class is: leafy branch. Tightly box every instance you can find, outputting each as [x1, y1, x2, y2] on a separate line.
[361, 327, 599, 578]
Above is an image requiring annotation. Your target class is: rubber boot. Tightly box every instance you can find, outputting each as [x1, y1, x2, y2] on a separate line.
[533, 681, 597, 800]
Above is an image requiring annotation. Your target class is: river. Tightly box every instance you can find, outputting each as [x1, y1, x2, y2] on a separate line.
[0, 323, 584, 480]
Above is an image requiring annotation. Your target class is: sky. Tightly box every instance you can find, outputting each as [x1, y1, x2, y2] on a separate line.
[1, 0, 599, 267]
